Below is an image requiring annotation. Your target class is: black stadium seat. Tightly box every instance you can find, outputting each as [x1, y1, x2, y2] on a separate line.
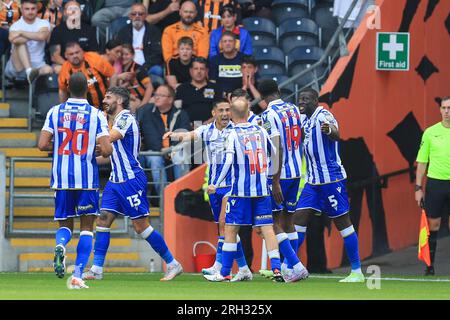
[272, 0, 310, 25]
[278, 18, 319, 54]
[313, 2, 339, 47]
[287, 45, 327, 87]
[253, 46, 286, 77]
[242, 17, 277, 47]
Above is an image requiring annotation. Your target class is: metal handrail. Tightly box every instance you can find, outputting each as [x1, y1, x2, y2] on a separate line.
[253, 0, 360, 105]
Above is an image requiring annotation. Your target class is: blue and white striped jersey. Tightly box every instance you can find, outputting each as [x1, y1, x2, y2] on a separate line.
[226, 123, 273, 197]
[302, 106, 347, 185]
[42, 98, 109, 189]
[109, 110, 143, 183]
[261, 99, 303, 179]
[248, 111, 261, 126]
[195, 121, 233, 187]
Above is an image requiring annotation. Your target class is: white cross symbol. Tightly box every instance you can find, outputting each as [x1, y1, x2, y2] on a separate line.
[382, 35, 404, 60]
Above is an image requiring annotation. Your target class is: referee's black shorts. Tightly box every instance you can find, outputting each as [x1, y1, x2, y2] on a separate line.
[425, 178, 450, 219]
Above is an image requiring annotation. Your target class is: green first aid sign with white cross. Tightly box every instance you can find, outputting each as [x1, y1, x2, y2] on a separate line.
[376, 32, 410, 71]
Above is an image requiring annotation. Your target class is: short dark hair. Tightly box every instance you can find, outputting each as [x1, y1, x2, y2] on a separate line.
[105, 38, 122, 51]
[299, 87, 319, 100]
[68, 72, 87, 98]
[65, 41, 82, 51]
[442, 96, 450, 103]
[190, 56, 208, 68]
[178, 36, 194, 48]
[213, 99, 229, 108]
[106, 86, 130, 109]
[242, 55, 257, 67]
[21, 0, 37, 5]
[257, 79, 279, 98]
[220, 31, 237, 41]
[230, 88, 250, 100]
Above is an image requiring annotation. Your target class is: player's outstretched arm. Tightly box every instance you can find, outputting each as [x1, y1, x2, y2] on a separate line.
[163, 131, 197, 143]
[38, 131, 54, 152]
[321, 123, 340, 141]
[97, 135, 113, 158]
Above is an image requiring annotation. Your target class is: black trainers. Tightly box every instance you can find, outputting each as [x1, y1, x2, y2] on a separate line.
[424, 266, 435, 276]
[272, 269, 285, 283]
[53, 245, 66, 279]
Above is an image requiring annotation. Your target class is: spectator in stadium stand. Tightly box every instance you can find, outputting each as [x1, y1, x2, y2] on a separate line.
[166, 36, 194, 90]
[37, 0, 64, 30]
[415, 96, 450, 276]
[138, 84, 192, 195]
[197, 0, 238, 33]
[0, 0, 20, 56]
[175, 57, 220, 125]
[209, 4, 251, 59]
[161, 0, 209, 63]
[90, 0, 135, 42]
[240, 55, 266, 114]
[58, 41, 115, 108]
[111, 43, 154, 114]
[144, 0, 180, 34]
[100, 38, 123, 75]
[49, 0, 98, 74]
[240, 0, 273, 20]
[116, 3, 164, 79]
[5, 0, 53, 84]
[208, 31, 244, 97]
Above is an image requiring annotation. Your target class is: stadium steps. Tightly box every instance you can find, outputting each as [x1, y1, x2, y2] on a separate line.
[14, 237, 160, 272]
[0, 132, 37, 147]
[0, 147, 49, 158]
[0, 102, 10, 117]
[0, 118, 29, 130]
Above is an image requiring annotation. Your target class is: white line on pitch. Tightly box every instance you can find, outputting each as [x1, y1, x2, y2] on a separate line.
[308, 275, 450, 282]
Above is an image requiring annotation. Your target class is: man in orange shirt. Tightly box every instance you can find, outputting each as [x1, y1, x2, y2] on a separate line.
[58, 41, 115, 108]
[161, 0, 209, 63]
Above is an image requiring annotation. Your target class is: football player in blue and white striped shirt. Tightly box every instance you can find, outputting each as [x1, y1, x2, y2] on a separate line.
[259, 79, 308, 280]
[164, 100, 252, 282]
[82, 87, 182, 282]
[205, 98, 303, 282]
[38, 72, 113, 289]
[294, 88, 364, 283]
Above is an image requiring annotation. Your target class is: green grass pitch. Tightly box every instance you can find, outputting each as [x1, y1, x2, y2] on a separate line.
[0, 273, 449, 300]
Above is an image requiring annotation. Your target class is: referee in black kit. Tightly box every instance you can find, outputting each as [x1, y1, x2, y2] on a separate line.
[415, 96, 450, 276]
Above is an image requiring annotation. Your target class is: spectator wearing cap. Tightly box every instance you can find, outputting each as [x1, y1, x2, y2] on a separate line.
[49, 0, 98, 74]
[116, 3, 164, 79]
[161, 0, 209, 63]
[209, 4, 252, 59]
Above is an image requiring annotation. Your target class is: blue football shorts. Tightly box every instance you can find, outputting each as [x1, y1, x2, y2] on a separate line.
[101, 171, 150, 220]
[226, 196, 273, 226]
[54, 189, 100, 220]
[268, 178, 301, 213]
[296, 180, 350, 218]
[209, 186, 231, 223]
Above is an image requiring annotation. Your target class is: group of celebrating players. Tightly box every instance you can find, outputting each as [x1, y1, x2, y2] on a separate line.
[39, 72, 364, 289]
